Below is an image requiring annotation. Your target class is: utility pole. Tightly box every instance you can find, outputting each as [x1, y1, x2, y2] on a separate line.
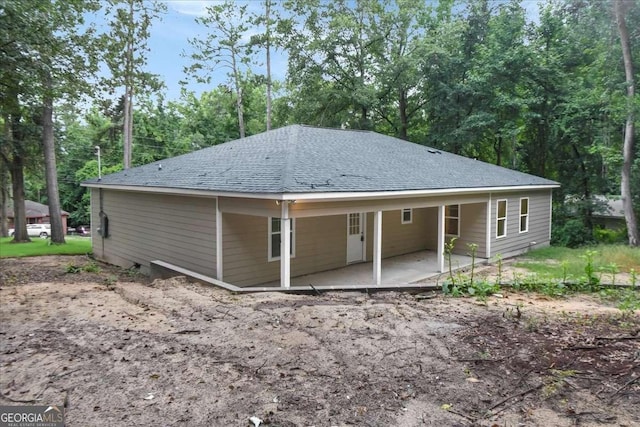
[95, 146, 102, 181]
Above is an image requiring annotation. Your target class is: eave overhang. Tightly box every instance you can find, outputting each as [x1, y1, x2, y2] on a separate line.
[82, 182, 560, 202]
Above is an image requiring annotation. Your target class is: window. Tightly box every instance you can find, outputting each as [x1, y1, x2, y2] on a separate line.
[401, 208, 413, 224]
[445, 205, 459, 236]
[348, 213, 361, 235]
[268, 217, 295, 261]
[496, 200, 507, 238]
[519, 198, 529, 233]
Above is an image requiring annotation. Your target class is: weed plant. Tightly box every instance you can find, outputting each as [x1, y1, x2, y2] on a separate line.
[442, 243, 639, 312]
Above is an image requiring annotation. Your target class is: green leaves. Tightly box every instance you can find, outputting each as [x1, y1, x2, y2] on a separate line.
[102, 0, 166, 92]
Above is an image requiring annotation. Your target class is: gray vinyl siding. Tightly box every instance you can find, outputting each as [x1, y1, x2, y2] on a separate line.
[363, 207, 486, 259]
[223, 214, 347, 287]
[452, 202, 488, 258]
[423, 208, 439, 250]
[491, 190, 552, 257]
[294, 215, 347, 276]
[222, 213, 276, 286]
[381, 209, 430, 258]
[90, 189, 216, 276]
[366, 208, 437, 259]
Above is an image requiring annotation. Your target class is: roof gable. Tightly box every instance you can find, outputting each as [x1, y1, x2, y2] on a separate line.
[84, 125, 558, 194]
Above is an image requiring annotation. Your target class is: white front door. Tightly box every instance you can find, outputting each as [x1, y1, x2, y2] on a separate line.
[347, 213, 365, 263]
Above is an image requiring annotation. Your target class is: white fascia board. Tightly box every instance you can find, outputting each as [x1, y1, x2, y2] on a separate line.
[81, 183, 283, 200]
[281, 185, 560, 202]
[82, 183, 559, 201]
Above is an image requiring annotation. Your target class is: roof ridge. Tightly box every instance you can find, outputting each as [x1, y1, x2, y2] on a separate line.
[299, 124, 372, 133]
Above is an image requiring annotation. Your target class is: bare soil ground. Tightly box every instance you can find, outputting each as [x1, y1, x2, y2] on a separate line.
[1, 256, 638, 427]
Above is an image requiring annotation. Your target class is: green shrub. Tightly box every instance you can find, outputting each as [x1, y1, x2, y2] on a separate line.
[594, 227, 627, 244]
[552, 218, 594, 248]
[467, 280, 500, 301]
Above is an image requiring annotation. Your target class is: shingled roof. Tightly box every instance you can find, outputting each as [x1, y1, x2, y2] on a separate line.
[6, 200, 69, 218]
[84, 125, 558, 194]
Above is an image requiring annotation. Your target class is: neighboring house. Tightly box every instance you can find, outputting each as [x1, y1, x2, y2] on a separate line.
[593, 195, 626, 230]
[82, 125, 559, 288]
[4, 200, 69, 235]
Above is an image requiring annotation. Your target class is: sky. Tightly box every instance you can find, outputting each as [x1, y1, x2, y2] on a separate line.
[126, 0, 288, 101]
[98, 0, 542, 102]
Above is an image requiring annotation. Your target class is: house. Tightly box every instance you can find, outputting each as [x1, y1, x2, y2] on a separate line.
[593, 195, 626, 230]
[4, 200, 69, 235]
[82, 125, 559, 289]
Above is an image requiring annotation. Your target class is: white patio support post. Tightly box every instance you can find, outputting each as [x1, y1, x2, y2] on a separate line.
[437, 205, 445, 273]
[216, 198, 223, 280]
[373, 210, 382, 285]
[280, 202, 291, 288]
[485, 197, 492, 259]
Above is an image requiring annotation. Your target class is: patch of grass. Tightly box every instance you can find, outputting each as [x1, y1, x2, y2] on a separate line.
[598, 245, 640, 270]
[514, 261, 573, 279]
[522, 246, 574, 261]
[515, 245, 640, 282]
[528, 245, 639, 270]
[508, 245, 640, 307]
[0, 236, 92, 258]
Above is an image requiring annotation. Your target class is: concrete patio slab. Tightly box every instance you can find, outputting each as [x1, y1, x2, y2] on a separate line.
[262, 250, 483, 288]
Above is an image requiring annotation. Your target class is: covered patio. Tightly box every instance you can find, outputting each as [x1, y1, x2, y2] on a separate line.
[151, 249, 482, 293]
[262, 250, 480, 288]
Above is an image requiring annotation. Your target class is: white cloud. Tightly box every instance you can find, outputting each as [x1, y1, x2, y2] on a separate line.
[165, 1, 216, 17]
[166, 0, 270, 17]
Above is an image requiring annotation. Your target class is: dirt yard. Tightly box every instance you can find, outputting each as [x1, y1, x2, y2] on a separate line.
[1, 256, 638, 426]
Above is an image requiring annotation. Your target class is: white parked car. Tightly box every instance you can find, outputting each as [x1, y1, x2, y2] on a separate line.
[9, 223, 52, 238]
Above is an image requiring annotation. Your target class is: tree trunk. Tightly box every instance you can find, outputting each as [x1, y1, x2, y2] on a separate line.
[614, 0, 639, 246]
[398, 88, 408, 140]
[127, 85, 133, 166]
[265, 0, 272, 131]
[0, 164, 8, 238]
[360, 106, 369, 130]
[2, 93, 29, 242]
[41, 73, 65, 243]
[231, 51, 246, 138]
[123, 91, 131, 169]
[1, 117, 10, 238]
[122, 0, 134, 169]
[10, 154, 30, 243]
[494, 135, 503, 166]
[571, 142, 594, 234]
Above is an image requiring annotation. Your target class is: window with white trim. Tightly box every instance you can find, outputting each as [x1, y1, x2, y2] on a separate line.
[348, 213, 361, 236]
[401, 208, 413, 224]
[496, 199, 507, 238]
[519, 198, 529, 233]
[445, 204, 460, 236]
[268, 217, 295, 261]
